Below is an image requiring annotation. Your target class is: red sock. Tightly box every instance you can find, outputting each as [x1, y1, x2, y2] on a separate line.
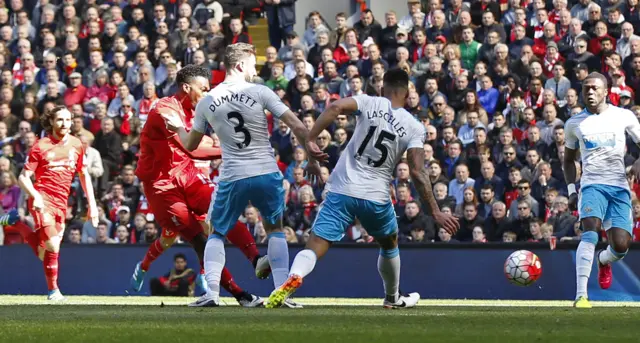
[226, 221, 260, 263]
[43, 250, 59, 291]
[220, 267, 243, 296]
[141, 240, 164, 271]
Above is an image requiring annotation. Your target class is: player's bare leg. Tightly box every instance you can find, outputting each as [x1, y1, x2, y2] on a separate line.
[375, 233, 419, 309]
[131, 235, 177, 292]
[575, 217, 600, 308]
[266, 232, 331, 308]
[596, 228, 631, 290]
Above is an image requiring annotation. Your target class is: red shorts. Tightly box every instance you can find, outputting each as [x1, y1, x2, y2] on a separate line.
[143, 171, 214, 241]
[28, 197, 66, 241]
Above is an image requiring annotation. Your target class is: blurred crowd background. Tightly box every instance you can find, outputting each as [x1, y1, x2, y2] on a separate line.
[1, 0, 640, 246]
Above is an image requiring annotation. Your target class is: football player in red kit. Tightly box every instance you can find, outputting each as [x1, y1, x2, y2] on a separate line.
[18, 106, 99, 301]
[131, 65, 268, 307]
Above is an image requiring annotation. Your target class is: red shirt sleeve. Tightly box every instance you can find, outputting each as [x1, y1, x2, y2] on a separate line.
[76, 144, 86, 174]
[23, 144, 41, 172]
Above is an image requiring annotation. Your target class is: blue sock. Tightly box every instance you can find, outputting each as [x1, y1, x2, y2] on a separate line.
[576, 231, 598, 299]
[267, 231, 289, 289]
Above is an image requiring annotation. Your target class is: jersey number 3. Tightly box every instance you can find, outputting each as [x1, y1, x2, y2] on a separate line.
[228, 111, 251, 149]
[355, 126, 396, 167]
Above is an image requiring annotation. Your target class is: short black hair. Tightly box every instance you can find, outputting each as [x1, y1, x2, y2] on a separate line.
[383, 68, 409, 94]
[176, 65, 211, 86]
[174, 253, 187, 261]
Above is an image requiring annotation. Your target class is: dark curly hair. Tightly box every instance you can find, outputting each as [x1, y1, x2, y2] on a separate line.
[176, 65, 211, 86]
[41, 105, 69, 134]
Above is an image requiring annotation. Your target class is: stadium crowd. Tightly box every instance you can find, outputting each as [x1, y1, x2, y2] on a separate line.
[2, 0, 640, 246]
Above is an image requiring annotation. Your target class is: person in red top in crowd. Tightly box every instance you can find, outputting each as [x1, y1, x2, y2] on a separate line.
[17, 105, 99, 301]
[333, 29, 363, 66]
[542, 42, 565, 78]
[608, 69, 634, 106]
[130, 65, 265, 307]
[588, 21, 616, 56]
[226, 17, 252, 46]
[542, 188, 558, 222]
[63, 72, 88, 107]
[504, 167, 522, 210]
[632, 199, 640, 241]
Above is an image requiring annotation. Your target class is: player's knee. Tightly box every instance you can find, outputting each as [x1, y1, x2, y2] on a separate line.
[45, 237, 61, 253]
[159, 236, 176, 249]
[610, 233, 631, 254]
[376, 233, 398, 251]
[581, 218, 601, 232]
[379, 246, 400, 259]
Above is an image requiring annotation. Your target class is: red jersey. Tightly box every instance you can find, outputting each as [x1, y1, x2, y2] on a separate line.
[24, 135, 85, 210]
[136, 95, 219, 186]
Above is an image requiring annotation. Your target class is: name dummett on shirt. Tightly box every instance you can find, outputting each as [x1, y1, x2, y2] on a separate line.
[366, 110, 407, 137]
[208, 93, 257, 113]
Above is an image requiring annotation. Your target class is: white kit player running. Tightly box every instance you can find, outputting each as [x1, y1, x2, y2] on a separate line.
[564, 72, 640, 309]
[163, 43, 326, 308]
[266, 68, 459, 309]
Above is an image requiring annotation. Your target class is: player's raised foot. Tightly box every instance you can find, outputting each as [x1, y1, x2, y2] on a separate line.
[265, 274, 303, 308]
[47, 289, 65, 301]
[236, 292, 264, 308]
[383, 292, 420, 309]
[597, 251, 613, 289]
[574, 296, 592, 308]
[130, 262, 147, 292]
[189, 293, 219, 307]
[0, 209, 19, 226]
[254, 255, 271, 280]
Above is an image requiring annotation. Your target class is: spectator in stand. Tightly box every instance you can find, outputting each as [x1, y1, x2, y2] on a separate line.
[64, 72, 87, 107]
[509, 179, 540, 220]
[94, 221, 116, 244]
[398, 201, 435, 242]
[548, 196, 578, 238]
[454, 187, 479, 217]
[149, 253, 196, 296]
[93, 117, 122, 194]
[455, 203, 483, 241]
[448, 164, 475, 205]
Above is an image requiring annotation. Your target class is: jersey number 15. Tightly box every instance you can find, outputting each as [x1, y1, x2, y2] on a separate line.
[355, 126, 396, 167]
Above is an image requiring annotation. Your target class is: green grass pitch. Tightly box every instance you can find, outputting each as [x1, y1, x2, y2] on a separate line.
[1, 296, 640, 343]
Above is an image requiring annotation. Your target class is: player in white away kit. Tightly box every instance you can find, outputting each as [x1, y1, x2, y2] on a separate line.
[164, 43, 326, 308]
[564, 72, 640, 308]
[266, 69, 459, 308]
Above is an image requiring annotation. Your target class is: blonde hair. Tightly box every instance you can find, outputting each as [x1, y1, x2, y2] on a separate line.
[540, 224, 553, 236]
[224, 43, 256, 71]
[298, 185, 316, 203]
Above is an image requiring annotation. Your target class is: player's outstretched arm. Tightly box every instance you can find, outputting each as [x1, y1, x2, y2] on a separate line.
[77, 166, 99, 227]
[406, 147, 459, 234]
[624, 110, 640, 179]
[280, 110, 328, 164]
[308, 98, 358, 142]
[563, 146, 579, 211]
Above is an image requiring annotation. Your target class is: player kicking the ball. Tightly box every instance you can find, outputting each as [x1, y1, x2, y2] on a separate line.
[266, 68, 459, 309]
[164, 43, 326, 308]
[564, 72, 640, 308]
[131, 65, 263, 307]
[18, 106, 99, 300]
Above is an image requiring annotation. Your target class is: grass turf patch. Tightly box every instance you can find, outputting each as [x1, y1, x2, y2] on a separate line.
[0, 298, 640, 343]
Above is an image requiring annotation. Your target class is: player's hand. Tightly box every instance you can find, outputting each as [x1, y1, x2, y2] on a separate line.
[32, 193, 45, 213]
[433, 210, 459, 235]
[305, 160, 322, 184]
[305, 141, 329, 163]
[161, 112, 184, 132]
[568, 193, 579, 212]
[89, 206, 99, 227]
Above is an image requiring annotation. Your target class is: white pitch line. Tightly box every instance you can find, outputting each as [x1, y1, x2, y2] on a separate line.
[0, 296, 638, 308]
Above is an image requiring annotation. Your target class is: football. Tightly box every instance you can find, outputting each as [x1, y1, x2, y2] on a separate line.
[504, 250, 542, 286]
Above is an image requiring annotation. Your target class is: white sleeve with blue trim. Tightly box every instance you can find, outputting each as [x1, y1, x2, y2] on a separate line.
[624, 109, 640, 143]
[193, 94, 211, 134]
[564, 118, 579, 150]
